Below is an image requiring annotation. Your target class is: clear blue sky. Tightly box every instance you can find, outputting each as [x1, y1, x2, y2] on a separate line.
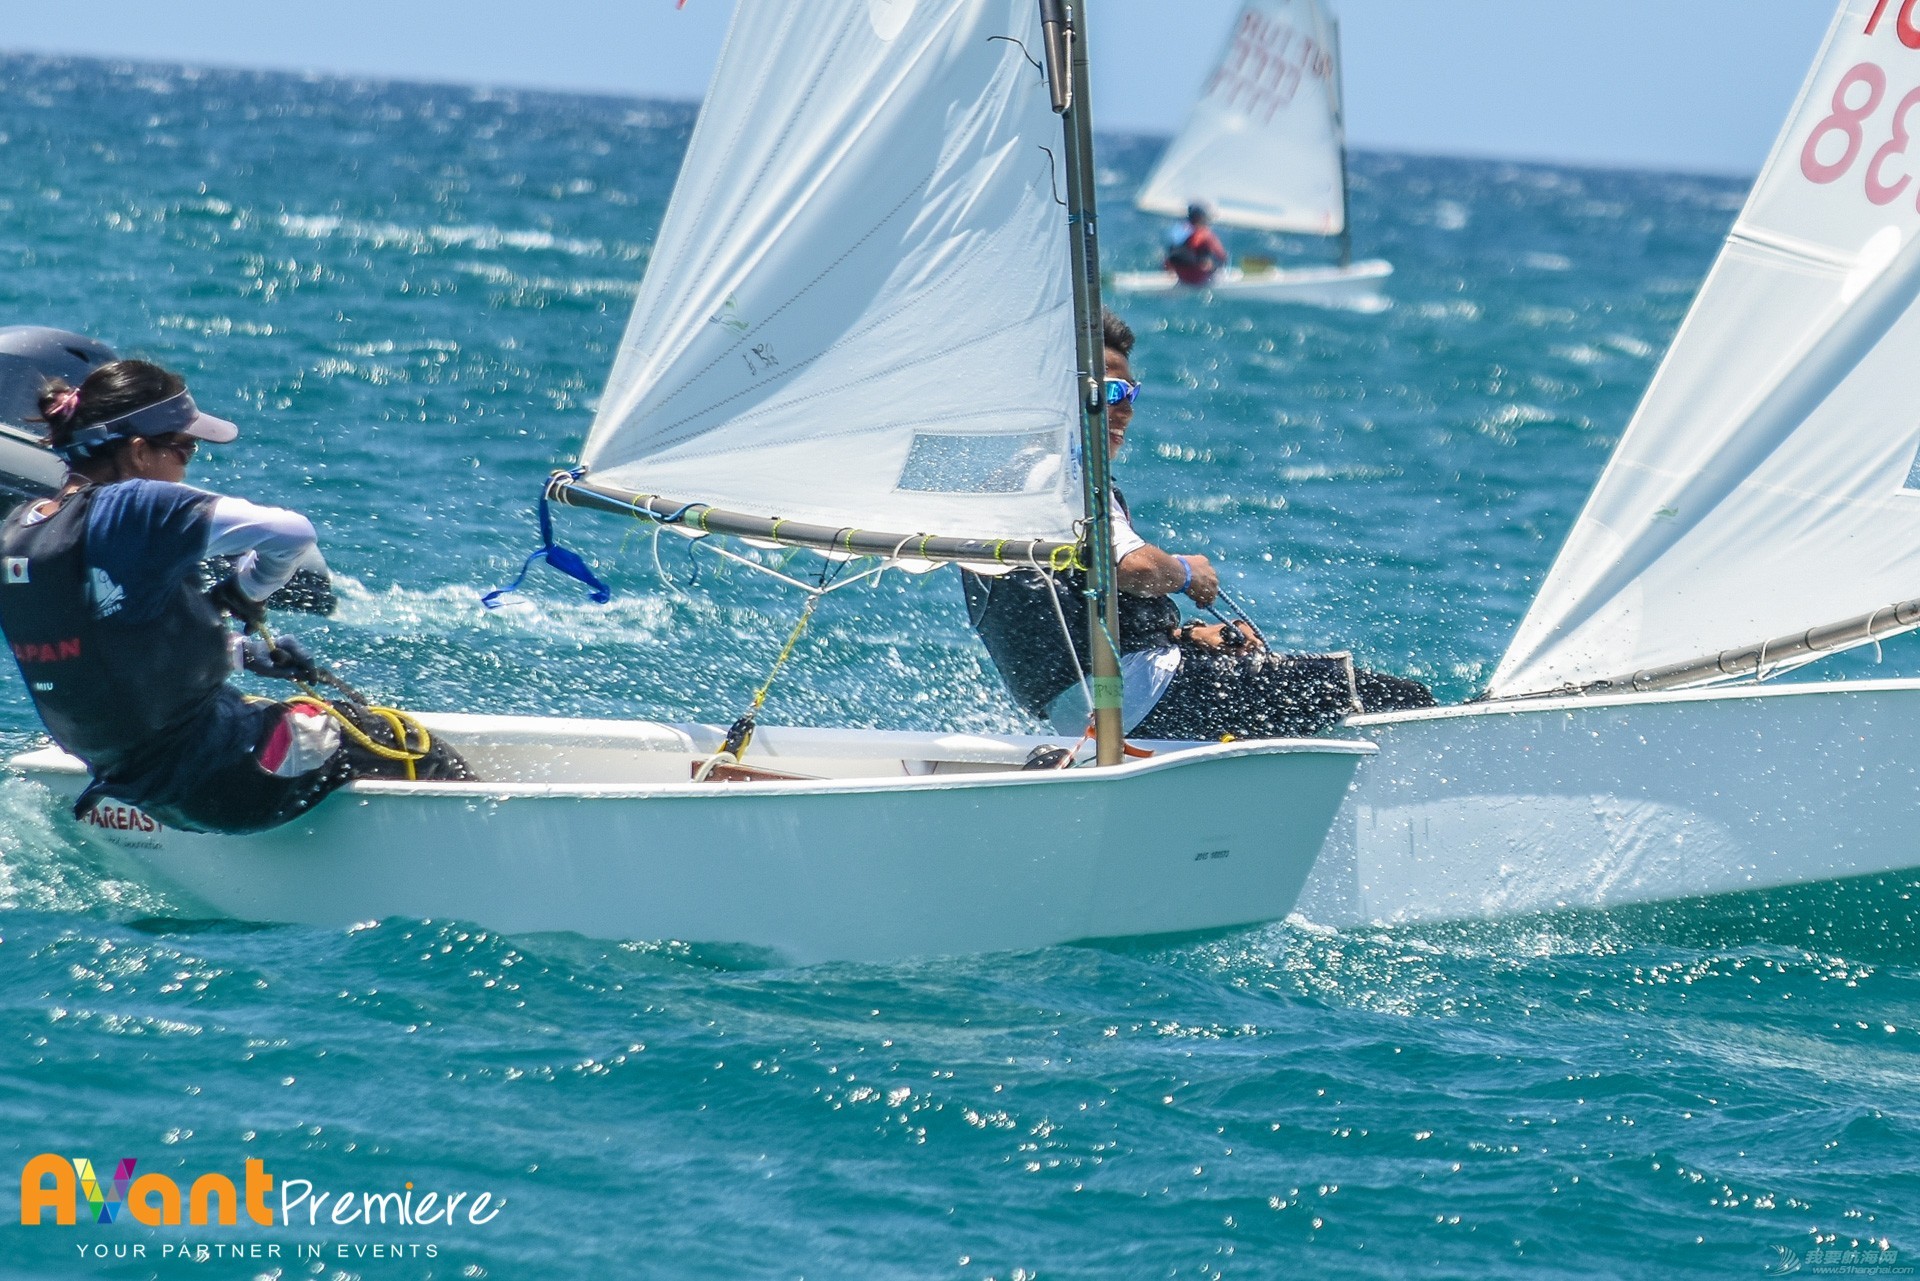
[2, 0, 1839, 174]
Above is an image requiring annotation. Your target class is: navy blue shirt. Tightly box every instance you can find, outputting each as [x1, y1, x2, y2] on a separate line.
[76, 481, 274, 807]
[82, 480, 217, 623]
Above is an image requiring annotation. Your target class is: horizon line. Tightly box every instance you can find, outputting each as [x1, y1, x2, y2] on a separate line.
[0, 44, 1764, 185]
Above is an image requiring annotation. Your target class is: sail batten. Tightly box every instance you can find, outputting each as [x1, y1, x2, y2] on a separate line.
[581, 0, 1083, 548]
[1135, 0, 1347, 237]
[1492, 0, 1920, 699]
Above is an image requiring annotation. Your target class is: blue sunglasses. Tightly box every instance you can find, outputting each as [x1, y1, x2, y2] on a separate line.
[1104, 378, 1142, 407]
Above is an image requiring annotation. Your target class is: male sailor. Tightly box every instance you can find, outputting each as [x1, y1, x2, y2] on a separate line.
[1165, 203, 1229, 286]
[962, 311, 1433, 741]
[0, 356, 465, 834]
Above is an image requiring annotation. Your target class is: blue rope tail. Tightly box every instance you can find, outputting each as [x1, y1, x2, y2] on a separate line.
[481, 490, 613, 608]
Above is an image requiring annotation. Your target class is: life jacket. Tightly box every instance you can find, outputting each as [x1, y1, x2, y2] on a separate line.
[0, 486, 233, 781]
[1166, 225, 1226, 285]
[962, 491, 1180, 718]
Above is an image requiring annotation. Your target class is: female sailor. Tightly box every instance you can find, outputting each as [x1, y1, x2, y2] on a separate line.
[0, 358, 461, 834]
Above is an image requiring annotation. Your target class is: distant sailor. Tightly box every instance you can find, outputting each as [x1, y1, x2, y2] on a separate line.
[963, 311, 1433, 741]
[0, 357, 464, 834]
[1165, 202, 1229, 286]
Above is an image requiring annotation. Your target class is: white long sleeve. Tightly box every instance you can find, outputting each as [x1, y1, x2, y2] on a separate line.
[205, 496, 326, 601]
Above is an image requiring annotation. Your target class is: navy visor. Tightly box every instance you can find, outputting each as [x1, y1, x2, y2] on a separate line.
[56, 391, 238, 461]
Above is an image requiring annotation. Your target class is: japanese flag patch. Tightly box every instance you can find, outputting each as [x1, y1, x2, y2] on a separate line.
[4, 558, 27, 585]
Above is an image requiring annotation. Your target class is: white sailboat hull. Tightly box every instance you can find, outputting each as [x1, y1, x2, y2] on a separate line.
[1298, 679, 1920, 927]
[1111, 260, 1392, 312]
[14, 714, 1372, 965]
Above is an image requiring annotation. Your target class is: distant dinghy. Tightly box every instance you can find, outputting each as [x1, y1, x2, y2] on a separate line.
[1116, 0, 1392, 310]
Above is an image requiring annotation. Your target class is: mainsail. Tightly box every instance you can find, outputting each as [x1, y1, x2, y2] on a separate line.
[1134, 0, 1347, 235]
[1492, 0, 1920, 698]
[578, 0, 1082, 549]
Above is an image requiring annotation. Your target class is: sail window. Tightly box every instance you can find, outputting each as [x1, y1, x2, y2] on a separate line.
[1903, 432, 1920, 493]
[897, 431, 1063, 495]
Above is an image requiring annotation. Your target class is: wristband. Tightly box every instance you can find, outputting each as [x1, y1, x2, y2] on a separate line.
[1176, 556, 1192, 594]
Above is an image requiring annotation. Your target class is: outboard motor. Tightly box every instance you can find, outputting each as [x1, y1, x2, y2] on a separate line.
[0, 327, 117, 428]
[0, 327, 118, 510]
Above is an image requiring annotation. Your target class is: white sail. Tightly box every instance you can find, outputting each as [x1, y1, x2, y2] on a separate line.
[579, 0, 1081, 546]
[1493, 0, 1920, 698]
[1134, 0, 1346, 236]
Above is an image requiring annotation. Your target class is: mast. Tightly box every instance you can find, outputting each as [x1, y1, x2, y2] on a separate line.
[1330, 13, 1353, 268]
[1041, 0, 1124, 766]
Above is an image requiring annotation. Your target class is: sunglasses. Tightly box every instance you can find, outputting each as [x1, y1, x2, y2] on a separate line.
[1104, 378, 1142, 407]
[152, 436, 198, 464]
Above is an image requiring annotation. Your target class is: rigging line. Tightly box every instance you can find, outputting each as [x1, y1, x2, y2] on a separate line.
[1039, 558, 1092, 710]
[987, 35, 1045, 75]
[722, 589, 827, 762]
[688, 538, 891, 597]
[649, 524, 705, 595]
[1868, 606, 1887, 664]
[650, 525, 676, 593]
[1037, 145, 1068, 208]
[1212, 582, 1260, 625]
[656, 501, 706, 525]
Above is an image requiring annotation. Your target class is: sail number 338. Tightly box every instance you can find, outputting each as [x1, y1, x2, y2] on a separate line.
[1800, 3, 1920, 202]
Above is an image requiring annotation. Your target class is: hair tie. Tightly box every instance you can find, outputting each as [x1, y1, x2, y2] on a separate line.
[48, 388, 82, 422]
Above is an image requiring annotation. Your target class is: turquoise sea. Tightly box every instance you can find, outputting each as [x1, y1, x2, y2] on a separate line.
[4, 53, 1920, 1279]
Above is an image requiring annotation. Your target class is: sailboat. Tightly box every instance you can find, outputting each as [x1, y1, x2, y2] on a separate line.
[1113, 0, 1392, 310]
[11, 0, 1374, 965]
[1298, 0, 1920, 926]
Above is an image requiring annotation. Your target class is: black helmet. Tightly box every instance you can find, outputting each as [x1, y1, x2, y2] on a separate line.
[0, 327, 118, 430]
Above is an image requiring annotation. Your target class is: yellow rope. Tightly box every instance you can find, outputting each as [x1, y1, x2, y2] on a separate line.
[725, 593, 823, 762]
[246, 621, 432, 781]
[286, 693, 432, 781]
[750, 596, 820, 718]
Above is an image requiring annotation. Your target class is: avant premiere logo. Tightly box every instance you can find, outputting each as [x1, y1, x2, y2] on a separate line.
[21, 1156, 275, 1227]
[20, 1155, 501, 1229]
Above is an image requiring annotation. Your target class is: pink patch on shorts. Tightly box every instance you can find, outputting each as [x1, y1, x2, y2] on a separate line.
[257, 716, 293, 773]
[257, 704, 340, 778]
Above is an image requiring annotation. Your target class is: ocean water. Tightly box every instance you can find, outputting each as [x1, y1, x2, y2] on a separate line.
[3, 53, 1919, 1279]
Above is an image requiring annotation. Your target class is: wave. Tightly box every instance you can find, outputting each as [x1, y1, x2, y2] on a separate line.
[276, 212, 618, 259]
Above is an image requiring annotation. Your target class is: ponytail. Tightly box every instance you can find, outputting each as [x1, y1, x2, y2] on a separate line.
[34, 361, 186, 461]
